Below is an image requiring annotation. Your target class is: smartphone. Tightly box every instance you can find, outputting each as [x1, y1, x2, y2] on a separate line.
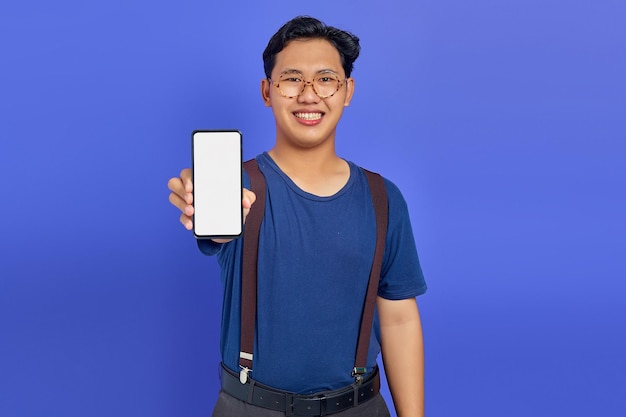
[192, 130, 243, 239]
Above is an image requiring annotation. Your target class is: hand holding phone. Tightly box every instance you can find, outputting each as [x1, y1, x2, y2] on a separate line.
[192, 130, 243, 239]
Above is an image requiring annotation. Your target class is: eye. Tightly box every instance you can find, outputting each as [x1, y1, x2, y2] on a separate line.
[282, 76, 302, 83]
[316, 75, 338, 84]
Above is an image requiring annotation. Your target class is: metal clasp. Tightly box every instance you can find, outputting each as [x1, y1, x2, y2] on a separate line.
[239, 366, 251, 384]
[351, 367, 367, 385]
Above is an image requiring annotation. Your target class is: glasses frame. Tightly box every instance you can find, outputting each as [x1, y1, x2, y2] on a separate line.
[269, 72, 346, 99]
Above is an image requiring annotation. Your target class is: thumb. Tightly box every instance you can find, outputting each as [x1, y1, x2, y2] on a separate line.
[243, 189, 256, 209]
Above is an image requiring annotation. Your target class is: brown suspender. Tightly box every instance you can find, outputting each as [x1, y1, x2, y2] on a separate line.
[239, 159, 266, 383]
[239, 159, 388, 385]
[352, 168, 388, 383]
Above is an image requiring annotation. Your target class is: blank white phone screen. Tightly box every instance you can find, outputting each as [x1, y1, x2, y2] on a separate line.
[192, 130, 242, 238]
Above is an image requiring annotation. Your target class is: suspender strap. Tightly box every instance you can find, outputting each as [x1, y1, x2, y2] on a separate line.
[353, 169, 388, 383]
[239, 159, 388, 385]
[239, 159, 266, 381]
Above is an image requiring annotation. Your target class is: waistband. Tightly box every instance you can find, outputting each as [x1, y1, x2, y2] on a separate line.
[219, 363, 380, 416]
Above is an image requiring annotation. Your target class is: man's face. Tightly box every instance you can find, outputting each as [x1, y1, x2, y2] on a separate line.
[261, 38, 354, 150]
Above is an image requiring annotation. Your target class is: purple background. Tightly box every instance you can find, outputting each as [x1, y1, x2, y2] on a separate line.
[1, 1, 625, 416]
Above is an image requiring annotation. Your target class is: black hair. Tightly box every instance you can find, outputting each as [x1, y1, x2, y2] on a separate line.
[262, 16, 361, 79]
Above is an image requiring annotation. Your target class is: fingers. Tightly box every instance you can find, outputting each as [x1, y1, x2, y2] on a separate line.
[168, 191, 194, 216]
[180, 168, 193, 193]
[167, 178, 191, 204]
[168, 169, 194, 230]
[179, 213, 193, 230]
[169, 191, 194, 230]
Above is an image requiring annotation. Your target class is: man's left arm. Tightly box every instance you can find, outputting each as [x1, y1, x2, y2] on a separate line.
[377, 296, 424, 417]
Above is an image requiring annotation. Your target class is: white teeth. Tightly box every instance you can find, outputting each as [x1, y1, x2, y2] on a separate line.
[294, 112, 322, 120]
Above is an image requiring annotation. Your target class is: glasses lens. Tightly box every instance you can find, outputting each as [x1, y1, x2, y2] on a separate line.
[314, 74, 341, 98]
[277, 75, 303, 98]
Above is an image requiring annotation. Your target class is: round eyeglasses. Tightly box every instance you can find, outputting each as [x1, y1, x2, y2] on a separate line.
[269, 72, 345, 99]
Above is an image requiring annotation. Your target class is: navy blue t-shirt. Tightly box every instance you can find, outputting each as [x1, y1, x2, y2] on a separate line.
[198, 153, 426, 393]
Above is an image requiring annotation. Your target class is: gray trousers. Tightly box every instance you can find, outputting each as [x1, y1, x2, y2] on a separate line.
[212, 390, 391, 417]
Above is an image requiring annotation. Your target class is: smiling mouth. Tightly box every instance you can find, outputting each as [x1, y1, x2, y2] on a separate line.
[294, 112, 323, 120]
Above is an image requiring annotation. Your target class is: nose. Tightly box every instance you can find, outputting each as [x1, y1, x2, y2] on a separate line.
[297, 81, 320, 103]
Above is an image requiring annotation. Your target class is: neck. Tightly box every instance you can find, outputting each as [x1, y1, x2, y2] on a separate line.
[268, 145, 341, 176]
[267, 144, 350, 197]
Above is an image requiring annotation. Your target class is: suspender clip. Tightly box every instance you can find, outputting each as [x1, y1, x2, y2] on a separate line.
[239, 366, 251, 384]
[352, 367, 367, 385]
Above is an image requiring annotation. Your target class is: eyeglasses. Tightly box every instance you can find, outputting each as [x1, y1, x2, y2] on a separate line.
[269, 71, 345, 99]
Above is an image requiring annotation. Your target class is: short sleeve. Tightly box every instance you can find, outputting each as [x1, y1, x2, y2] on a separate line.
[197, 239, 224, 256]
[377, 178, 427, 299]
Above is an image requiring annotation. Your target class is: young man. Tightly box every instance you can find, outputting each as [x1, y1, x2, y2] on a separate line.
[168, 16, 427, 417]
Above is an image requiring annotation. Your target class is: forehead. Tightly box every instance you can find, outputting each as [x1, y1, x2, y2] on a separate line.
[272, 38, 343, 76]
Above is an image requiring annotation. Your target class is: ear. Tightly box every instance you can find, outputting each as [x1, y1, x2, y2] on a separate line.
[343, 78, 355, 107]
[260, 78, 272, 107]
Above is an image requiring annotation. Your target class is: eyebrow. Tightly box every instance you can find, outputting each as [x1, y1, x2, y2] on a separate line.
[279, 68, 340, 76]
